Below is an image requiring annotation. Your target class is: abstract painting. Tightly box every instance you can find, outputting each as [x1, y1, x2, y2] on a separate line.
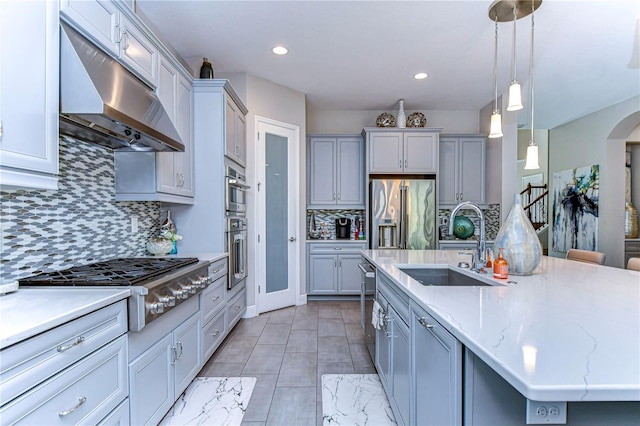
[552, 165, 599, 252]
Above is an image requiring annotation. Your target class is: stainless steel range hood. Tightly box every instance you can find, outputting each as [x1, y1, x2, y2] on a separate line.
[59, 22, 184, 152]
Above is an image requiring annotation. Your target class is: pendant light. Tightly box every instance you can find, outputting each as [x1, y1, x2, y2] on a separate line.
[489, 16, 503, 139]
[524, 3, 540, 170]
[507, 5, 523, 111]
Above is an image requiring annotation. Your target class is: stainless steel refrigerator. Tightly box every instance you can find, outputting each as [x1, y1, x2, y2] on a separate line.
[370, 178, 437, 249]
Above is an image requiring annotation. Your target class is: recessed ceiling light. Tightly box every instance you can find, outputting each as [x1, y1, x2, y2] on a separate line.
[272, 46, 288, 55]
[414, 72, 428, 80]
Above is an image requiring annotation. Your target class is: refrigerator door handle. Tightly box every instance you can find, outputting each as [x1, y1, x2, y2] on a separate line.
[400, 186, 407, 249]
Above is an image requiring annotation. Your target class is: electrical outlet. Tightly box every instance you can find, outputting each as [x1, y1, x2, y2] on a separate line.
[526, 400, 567, 424]
[131, 216, 138, 233]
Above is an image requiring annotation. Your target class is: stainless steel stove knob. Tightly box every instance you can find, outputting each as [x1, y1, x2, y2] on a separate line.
[149, 302, 164, 314]
[184, 285, 197, 294]
[172, 288, 188, 300]
[159, 295, 176, 307]
[191, 277, 206, 289]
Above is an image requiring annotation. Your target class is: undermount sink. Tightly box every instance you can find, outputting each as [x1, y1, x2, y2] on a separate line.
[398, 267, 490, 287]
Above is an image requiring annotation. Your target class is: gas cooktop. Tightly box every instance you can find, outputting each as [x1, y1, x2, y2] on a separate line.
[19, 257, 199, 286]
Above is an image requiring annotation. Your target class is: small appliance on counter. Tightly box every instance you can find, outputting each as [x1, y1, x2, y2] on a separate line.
[335, 218, 352, 239]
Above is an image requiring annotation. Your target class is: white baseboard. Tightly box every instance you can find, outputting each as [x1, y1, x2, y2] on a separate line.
[243, 305, 257, 318]
[297, 293, 307, 306]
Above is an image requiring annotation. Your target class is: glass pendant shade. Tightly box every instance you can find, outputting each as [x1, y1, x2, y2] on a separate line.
[524, 144, 540, 169]
[507, 82, 523, 111]
[489, 111, 503, 138]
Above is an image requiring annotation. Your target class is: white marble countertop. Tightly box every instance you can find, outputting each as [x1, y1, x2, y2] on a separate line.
[0, 288, 130, 349]
[361, 249, 640, 402]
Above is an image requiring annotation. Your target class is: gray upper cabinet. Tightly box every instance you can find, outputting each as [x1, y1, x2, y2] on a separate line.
[307, 135, 364, 208]
[225, 97, 247, 167]
[439, 135, 486, 207]
[60, 0, 158, 87]
[364, 128, 439, 174]
[0, 0, 59, 190]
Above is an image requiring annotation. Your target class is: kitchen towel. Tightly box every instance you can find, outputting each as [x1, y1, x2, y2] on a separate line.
[372, 300, 382, 330]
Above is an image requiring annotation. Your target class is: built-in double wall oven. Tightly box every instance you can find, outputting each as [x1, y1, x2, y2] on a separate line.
[226, 166, 249, 290]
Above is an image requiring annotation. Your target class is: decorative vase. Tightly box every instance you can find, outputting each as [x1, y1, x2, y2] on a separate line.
[397, 99, 406, 128]
[625, 202, 639, 238]
[199, 57, 214, 79]
[493, 193, 543, 275]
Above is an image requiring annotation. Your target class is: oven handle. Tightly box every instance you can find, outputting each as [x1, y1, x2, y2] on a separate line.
[233, 232, 247, 279]
[227, 177, 251, 190]
[358, 263, 376, 279]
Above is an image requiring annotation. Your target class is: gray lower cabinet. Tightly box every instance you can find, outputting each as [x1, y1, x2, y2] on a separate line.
[376, 272, 411, 426]
[307, 242, 367, 295]
[411, 300, 462, 425]
[0, 301, 128, 425]
[390, 304, 411, 426]
[128, 305, 201, 425]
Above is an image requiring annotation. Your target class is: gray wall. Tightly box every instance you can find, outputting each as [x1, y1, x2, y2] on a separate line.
[222, 72, 307, 310]
[548, 96, 640, 267]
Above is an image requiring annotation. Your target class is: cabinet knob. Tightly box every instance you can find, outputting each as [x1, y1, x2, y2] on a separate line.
[289, 236, 296, 242]
[405, 160, 408, 168]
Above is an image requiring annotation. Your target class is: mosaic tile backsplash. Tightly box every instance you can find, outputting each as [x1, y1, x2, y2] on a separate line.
[306, 209, 366, 240]
[438, 204, 501, 241]
[0, 137, 160, 283]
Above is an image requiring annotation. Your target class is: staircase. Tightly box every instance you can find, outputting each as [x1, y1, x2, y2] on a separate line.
[521, 183, 549, 231]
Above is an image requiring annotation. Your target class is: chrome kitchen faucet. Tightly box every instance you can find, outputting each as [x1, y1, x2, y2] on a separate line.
[449, 201, 486, 271]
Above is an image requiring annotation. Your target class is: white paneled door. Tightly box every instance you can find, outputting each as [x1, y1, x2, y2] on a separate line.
[256, 117, 299, 314]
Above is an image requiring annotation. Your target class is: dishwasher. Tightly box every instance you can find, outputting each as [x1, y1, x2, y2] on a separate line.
[359, 258, 376, 363]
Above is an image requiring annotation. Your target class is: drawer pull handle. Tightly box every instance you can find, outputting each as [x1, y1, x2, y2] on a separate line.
[212, 295, 220, 301]
[418, 317, 434, 329]
[212, 268, 221, 274]
[212, 330, 220, 337]
[57, 336, 85, 353]
[334, 247, 342, 250]
[58, 396, 86, 417]
[235, 305, 241, 311]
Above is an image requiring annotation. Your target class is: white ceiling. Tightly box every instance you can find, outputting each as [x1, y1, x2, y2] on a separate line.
[136, 0, 640, 129]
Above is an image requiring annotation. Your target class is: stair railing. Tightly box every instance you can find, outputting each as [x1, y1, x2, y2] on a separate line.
[520, 183, 549, 230]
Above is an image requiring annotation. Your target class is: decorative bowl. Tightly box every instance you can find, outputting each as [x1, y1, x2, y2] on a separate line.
[146, 237, 173, 255]
[376, 112, 396, 127]
[407, 112, 427, 127]
[452, 216, 475, 239]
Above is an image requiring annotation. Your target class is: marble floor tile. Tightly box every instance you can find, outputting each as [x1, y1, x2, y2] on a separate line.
[257, 323, 291, 345]
[286, 329, 318, 353]
[160, 377, 256, 426]
[345, 323, 365, 344]
[200, 360, 245, 377]
[318, 336, 351, 363]
[242, 374, 278, 422]
[318, 305, 343, 319]
[212, 335, 259, 364]
[318, 318, 347, 337]
[341, 308, 361, 324]
[291, 314, 319, 330]
[266, 306, 296, 324]
[277, 351, 317, 387]
[233, 316, 269, 337]
[266, 386, 316, 425]
[243, 344, 286, 375]
[321, 374, 396, 426]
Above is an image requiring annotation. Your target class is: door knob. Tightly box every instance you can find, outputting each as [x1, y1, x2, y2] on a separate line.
[289, 237, 296, 242]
